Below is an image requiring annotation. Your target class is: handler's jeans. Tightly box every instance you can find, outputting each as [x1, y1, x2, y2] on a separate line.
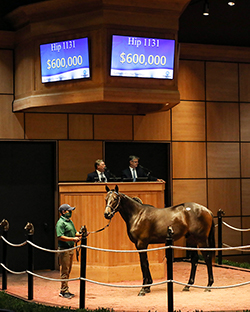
[58, 248, 74, 293]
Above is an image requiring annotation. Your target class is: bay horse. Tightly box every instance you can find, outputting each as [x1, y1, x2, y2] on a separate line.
[104, 185, 215, 296]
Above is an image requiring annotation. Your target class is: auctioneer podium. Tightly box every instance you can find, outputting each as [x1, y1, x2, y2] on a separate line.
[59, 182, 166, 282]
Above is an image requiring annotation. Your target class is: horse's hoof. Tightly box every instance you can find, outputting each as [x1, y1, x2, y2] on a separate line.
[204, 288, 211, 292]
[144, 287, 151, 294]
[138, 287, 150, 296]
[138, 289, 146, 296]
[182, 286, 190, 291]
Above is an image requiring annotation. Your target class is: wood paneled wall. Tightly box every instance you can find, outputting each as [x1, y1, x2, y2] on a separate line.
[0, 49, 24, 139]
[176, 51, 250, 258]
[1, 41, 250, 260]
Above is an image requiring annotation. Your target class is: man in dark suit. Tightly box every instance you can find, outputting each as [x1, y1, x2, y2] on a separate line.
[122, 155, 165, 183]
[122, 155, 147, 181]
[86, 159, 111, 182]
[121, 155, 165, 182]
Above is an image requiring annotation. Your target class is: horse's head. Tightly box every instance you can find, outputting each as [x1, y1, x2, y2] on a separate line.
[104, 185, 121, 220]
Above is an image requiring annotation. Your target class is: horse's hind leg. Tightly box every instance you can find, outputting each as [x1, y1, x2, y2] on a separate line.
[183, 248, 199, 291]
[138, 251, 153, 296]
[201, 250, 214, 292]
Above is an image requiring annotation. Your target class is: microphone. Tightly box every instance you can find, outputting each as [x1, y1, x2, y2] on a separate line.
[139, 164, 152, 176]
[105, 166, 117, 179]
[105, 166, 113, 173]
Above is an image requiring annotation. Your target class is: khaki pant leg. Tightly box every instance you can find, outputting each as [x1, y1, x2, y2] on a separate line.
[59, 249, 74, 293]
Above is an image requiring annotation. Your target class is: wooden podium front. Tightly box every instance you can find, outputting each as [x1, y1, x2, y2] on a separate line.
[59, 182, 166, 282]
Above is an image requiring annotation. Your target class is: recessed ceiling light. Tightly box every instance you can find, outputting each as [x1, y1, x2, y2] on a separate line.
[228, 1, 235, 6]
[203, 0, 209, 16]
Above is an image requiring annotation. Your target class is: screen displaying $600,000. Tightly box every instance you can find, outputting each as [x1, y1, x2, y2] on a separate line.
[110, 35, 175, 79]
[40, 37, 90, 83]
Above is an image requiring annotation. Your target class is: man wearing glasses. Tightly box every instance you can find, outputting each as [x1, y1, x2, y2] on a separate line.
[122, 155, 165, 182]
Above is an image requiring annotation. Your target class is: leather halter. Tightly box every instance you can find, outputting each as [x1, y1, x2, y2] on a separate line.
[105, 191, 121, 217]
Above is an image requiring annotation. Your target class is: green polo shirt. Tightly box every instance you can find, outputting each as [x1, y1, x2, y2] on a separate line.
[56, 215, 77, 248]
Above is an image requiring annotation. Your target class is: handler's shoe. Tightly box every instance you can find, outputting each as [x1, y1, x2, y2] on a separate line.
[59, 292, 74, 299]
[68, 292, 75, 298]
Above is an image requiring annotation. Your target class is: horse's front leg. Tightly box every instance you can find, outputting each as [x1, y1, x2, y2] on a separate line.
[138, 250, 153, 296]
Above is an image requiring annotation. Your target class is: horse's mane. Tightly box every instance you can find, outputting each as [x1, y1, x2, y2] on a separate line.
[132, 196, 143, 204]
[123, 193, 156, 208]
[121, 193, 143, 204]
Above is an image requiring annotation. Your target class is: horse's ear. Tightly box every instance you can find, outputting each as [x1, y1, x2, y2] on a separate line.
[115, 185, 119, 193]
[105, 185, 110, 192]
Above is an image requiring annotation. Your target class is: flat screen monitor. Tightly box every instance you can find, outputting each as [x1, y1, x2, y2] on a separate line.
[110, 35, 175, 79]
[136, 177, 148, 182]
[40, 37, 90, 83]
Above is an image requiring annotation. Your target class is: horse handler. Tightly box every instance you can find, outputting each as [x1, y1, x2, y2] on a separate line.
[56, 203, 83, 299]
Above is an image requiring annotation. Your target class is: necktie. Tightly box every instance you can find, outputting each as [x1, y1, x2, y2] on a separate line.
[132, 169, 136, 182]
[101, 173, 105, 182]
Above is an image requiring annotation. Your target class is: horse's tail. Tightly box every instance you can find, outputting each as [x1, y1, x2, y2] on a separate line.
[208, 218, 216, 263]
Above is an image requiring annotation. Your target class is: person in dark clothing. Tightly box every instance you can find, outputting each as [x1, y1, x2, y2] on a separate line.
[86, 159, 111, 182]
[121, 155, 165, 182]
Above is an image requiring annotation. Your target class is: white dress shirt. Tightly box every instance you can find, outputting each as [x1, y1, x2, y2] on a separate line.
[96, 170, 107, 182]
[129, 167, 137, 181]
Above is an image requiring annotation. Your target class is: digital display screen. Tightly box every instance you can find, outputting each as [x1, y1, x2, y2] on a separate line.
[40, 37, 90, 83]
[110, 35, 175, 79]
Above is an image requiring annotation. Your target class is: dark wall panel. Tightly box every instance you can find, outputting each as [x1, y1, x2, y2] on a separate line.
[0, 141, 57, 271]
[105, 142, 171, 206]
